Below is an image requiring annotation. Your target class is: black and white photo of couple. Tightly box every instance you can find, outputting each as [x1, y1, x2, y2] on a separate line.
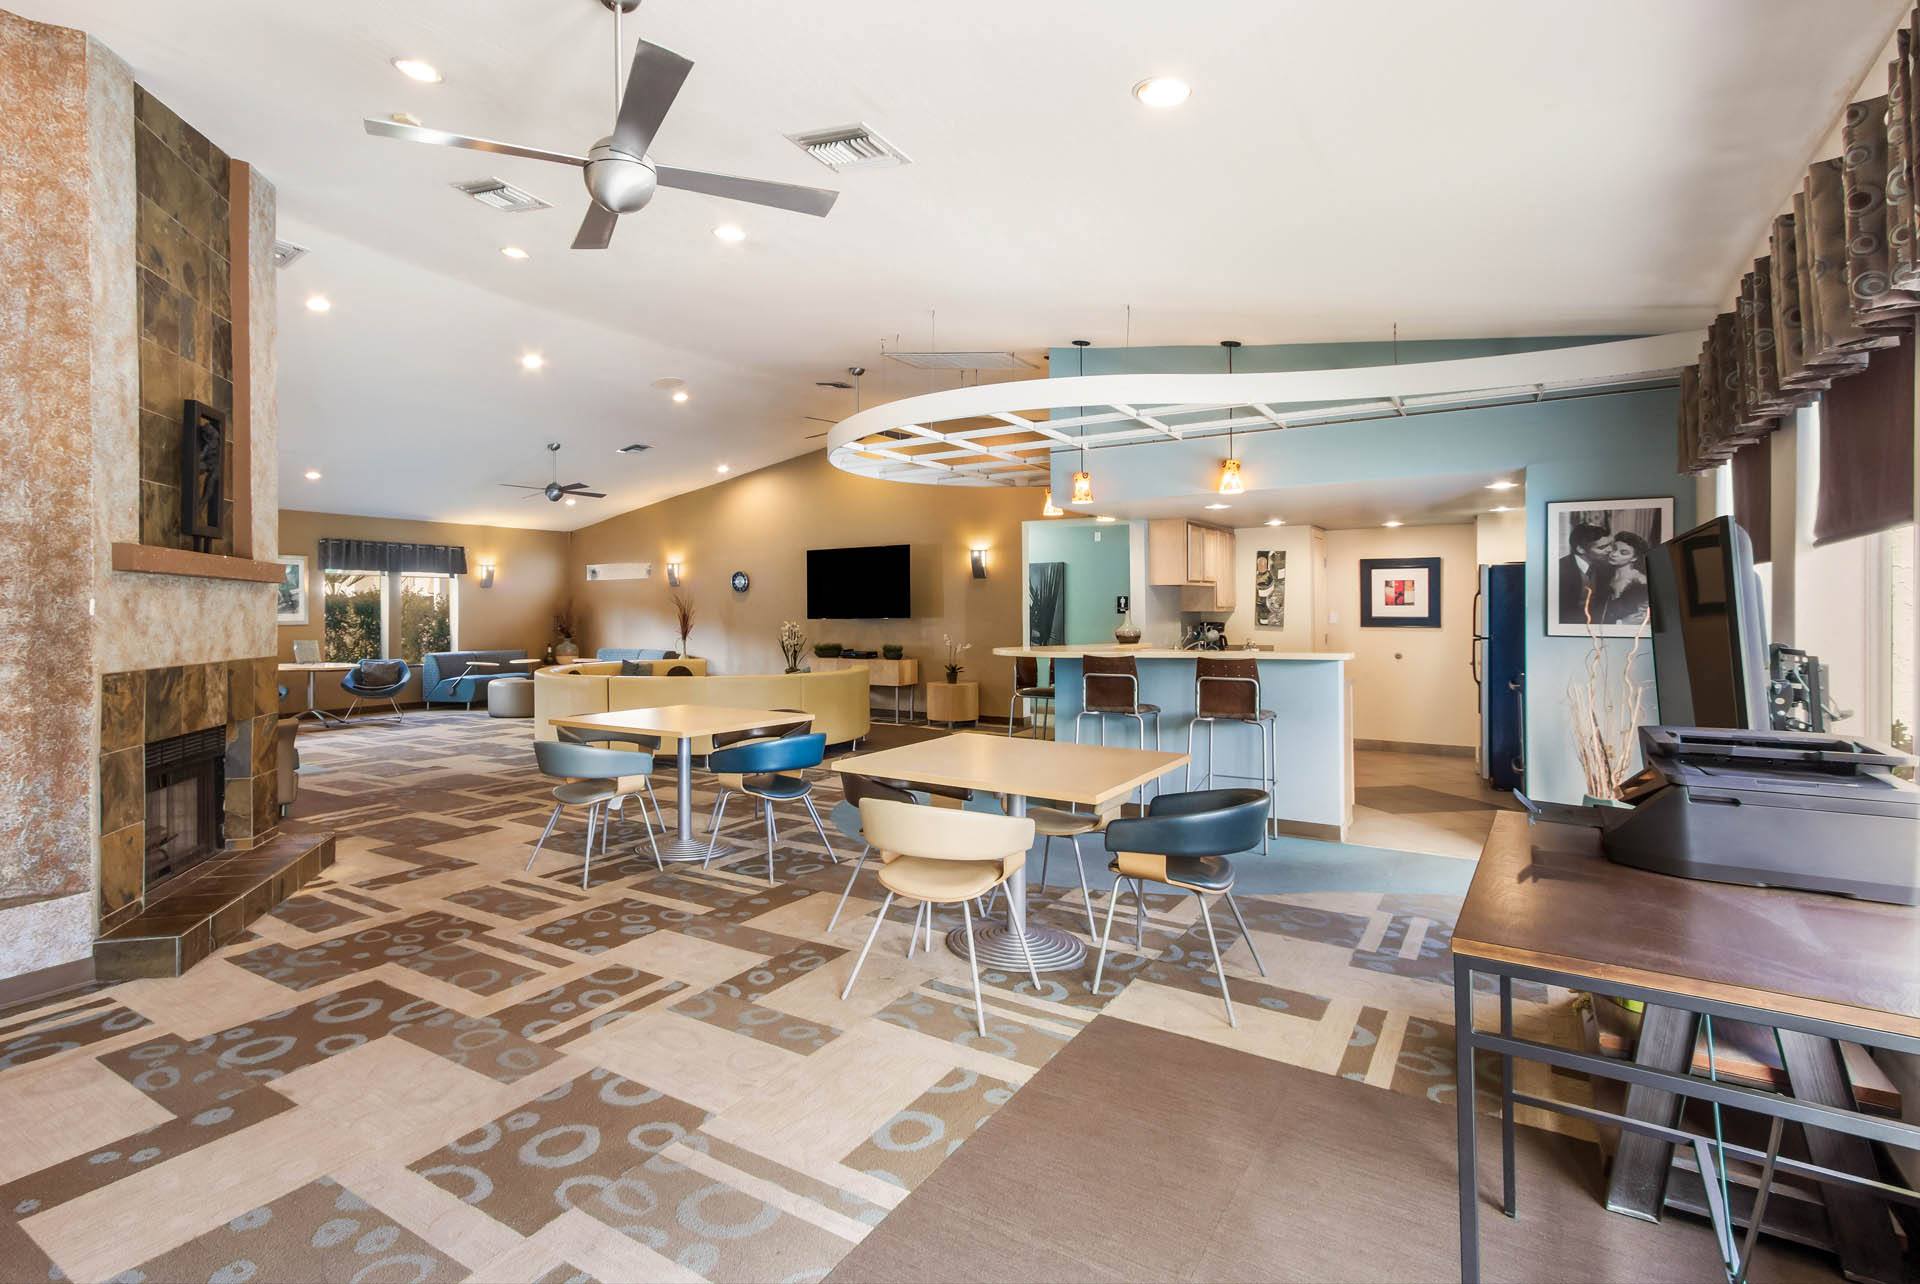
[1545, 498, 1673, 637]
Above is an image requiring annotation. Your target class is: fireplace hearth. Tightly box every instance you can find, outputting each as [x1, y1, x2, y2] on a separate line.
[144, 726, 225, 889]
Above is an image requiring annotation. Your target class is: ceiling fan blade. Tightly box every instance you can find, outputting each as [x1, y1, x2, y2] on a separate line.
[571, 491, 607, 499]
[654, 165, 838, 217]
[361, 118, 587, 167]
[612, 40, 694, 159]
[573, 203, 619, 249]
[498, 482, 542, 490]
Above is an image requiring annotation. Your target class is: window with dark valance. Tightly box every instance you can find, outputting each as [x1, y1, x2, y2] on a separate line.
[1731, 436, 1773, 565]
[1816, 326, 1916, 547]
[317, 538, 469, 575]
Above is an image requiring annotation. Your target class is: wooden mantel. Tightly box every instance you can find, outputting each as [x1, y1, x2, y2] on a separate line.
[110, 543, 283, 583]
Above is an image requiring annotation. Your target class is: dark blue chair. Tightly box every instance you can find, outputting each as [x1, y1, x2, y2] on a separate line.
[340, 659, 411, 723]
[704, 732, 837, 885]
[1094, 787, 1270, 1026]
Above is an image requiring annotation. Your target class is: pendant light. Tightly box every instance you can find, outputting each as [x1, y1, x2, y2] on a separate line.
[1217, 339, 1245, 495]
[1069, 338, 1094, 504]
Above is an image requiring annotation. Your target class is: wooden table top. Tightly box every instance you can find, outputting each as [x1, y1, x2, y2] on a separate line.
[1454, 812, 1920, 1040]
[277, 661, 355, 672]
[833, 732, 1188, 808]
[549, 704, 814, 741]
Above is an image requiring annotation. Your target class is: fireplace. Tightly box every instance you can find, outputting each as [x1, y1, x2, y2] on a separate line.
[144, 727, 226, 889]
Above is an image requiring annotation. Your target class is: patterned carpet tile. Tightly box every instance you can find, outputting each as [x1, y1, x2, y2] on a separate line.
[491, 966, 668, 1042]
[0, 1004, 151, 1071]
[668, 990, 841, 1054]
[231, 912, 535, 994]
[394, 1010, 568, 1084]
[840, 1067, 1017, 1192]
[446, 883, 568, 921]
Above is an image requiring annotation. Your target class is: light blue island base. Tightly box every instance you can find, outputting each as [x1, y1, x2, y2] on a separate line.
[1030, 649, 1354, 840]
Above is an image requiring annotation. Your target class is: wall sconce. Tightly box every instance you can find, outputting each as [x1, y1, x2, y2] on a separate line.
[970, 546, 989, 579]
[477, 562, 496, 589]
[666, 560, 683, 587]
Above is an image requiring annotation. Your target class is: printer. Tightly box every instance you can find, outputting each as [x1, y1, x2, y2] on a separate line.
[1599, 726, 1919, 906]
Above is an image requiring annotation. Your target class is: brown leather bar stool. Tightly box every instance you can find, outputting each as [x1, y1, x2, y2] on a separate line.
[1007, 655, 1055, 739]
[1185, 657, 1276, 853]
[1074, 654, 1163, 800]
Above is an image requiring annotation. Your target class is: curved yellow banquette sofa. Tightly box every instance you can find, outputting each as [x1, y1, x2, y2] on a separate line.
[532, 661, 871, 748]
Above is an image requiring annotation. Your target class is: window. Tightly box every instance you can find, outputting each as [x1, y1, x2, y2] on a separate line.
[323, 571, 386, 661]
[397, 573, 453, 663]
[322, 569, 458, 663]
[1885, 524, 1915, 778]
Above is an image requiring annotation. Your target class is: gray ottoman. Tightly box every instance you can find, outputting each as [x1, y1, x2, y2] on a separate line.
[487, 676, 534, 718]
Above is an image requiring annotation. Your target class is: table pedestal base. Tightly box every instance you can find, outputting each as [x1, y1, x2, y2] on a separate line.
[948, 920, 1085, 972]
[657, 835, 731, 864]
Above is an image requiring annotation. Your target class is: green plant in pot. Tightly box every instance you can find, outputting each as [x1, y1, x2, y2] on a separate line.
[814, 642, 843, 658]
[940, 634, 971, 684]
[882, 644, 904, 661]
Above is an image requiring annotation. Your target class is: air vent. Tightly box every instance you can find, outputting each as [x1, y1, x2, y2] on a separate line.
[885, 351, 1034, 371]
[785, 123, 911, 172]
[271, 240, 309, 269]
[450, 177, 553, 213]
[616, 443, 651, 454]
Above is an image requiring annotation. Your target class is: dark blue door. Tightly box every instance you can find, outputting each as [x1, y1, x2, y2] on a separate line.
[1484, 563, 1525, 791]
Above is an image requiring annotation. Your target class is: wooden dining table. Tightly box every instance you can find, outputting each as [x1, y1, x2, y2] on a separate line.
[832, 732, 1188, 971]
[548, 704, 814, 862]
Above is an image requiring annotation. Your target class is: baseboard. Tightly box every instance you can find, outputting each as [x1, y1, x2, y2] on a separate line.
[0, 956, 96, 1012]
[1270, 819, 1346, 842]
[1355, 738, 1476, 759]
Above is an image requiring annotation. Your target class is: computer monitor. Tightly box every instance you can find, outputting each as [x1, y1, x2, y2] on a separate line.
[1645, 516, 1771, 730]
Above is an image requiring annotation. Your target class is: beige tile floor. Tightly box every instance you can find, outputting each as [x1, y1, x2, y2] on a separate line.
[0, 715, 1575, 1283]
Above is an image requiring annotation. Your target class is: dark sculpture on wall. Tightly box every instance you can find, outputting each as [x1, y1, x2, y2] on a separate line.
[180, 399, 225, 550]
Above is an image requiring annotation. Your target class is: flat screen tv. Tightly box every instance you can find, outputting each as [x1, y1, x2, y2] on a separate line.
[807, 544, 911, 619]
[1646, 516, 1770, 731]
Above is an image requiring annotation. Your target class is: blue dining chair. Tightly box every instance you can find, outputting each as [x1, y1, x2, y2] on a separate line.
[341, 659, 411, 722]
[528, 738, 662, 886]
[1093, 787, 1270, 1027]
[704, 732, 837, 885]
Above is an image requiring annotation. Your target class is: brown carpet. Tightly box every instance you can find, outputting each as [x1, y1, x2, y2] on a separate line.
[828, 1015, 1844, 1284]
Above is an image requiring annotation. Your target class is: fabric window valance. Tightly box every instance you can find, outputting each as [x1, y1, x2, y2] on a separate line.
[1815, 328, 1916, 546]
[318, 538, 469, 575]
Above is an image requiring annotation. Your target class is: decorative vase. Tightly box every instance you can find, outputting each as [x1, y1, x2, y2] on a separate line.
[555, 639, 579, 662]
[1114, 613, 1142, 645]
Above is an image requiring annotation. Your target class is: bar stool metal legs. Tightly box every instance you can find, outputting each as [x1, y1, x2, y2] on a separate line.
[1184, 714, 1277, 853]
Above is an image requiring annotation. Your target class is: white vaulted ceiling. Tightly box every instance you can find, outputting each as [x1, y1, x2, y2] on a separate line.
[13, 0, 1906, 528]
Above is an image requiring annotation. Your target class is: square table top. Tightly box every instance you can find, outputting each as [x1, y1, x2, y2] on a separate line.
[548, 704, 814, 741]
[277, 661, 355, 672]
[833, 732, 1187, 809]
[1453, 812, 1920, 1041]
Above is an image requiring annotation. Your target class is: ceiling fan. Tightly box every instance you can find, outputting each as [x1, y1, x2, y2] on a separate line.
[501, 442, 607, 502]
[806, 366, 865, 438]
[362, 0, 839, 249]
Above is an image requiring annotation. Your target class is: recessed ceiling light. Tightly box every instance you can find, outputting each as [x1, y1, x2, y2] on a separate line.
[1132, 76, 1191, 109]
[1382, 519, 1404, 528]
[1485, 479, 1518, 491]
[1490, 505, 1511, 513]
[1204, 502, 1230, 510]
[520, 352, 545, 371]
[672, 390, 690, 403]
[716, 463, 730, 474]
[389, 111, 423, 127]
[712, 223, 746, 243]
[391, 57, 443, 84]
[303, 469, 322, 481]
[564, 496, 577, 507]
[500, 245, 529, 260]
[1265, 517, 1284, 527]
[304, 294, 331, 313]
[1094, 515, 1117, 524]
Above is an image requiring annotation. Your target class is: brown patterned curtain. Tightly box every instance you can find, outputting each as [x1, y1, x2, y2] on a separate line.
[1730, 438, 1773, 565]
[1815, 326, 1916, 545]
[1680, 16, 1920, 483]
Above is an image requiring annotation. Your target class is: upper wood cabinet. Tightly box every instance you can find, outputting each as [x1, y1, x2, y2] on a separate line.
[1148, 519, 1236, 612]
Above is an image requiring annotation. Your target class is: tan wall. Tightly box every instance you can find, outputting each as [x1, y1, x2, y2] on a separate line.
[1323, 524, 1480, 749]
[276, 510, 568, 711]
[569, 450, 1035, 716]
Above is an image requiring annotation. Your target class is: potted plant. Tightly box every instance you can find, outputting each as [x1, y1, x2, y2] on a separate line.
[882, 643, 904, 660]
[667, 589, 696, 657]
[814, 641, 843, 658]
[779, 621, 806, 673]
[552, 603, 580, 662]
[940, 634, 971, 684]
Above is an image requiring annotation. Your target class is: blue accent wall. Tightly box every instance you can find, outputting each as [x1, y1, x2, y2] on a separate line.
[1044, 340, 1688, 804]
[1024, 521, 1130, 645]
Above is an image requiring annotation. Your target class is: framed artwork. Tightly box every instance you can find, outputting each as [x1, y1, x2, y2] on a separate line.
[1254, 549, 1286, 628]
[1359, 557, 1441, 628]
[276, 554, 309, 625]
[1545, 496, 1674, 637]
[1028, 561, 1066, 646]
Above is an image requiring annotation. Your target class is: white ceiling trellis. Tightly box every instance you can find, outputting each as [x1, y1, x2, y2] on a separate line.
[825, 333, 1703, 487]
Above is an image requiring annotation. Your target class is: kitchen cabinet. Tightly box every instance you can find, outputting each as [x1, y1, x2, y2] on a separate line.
[1148, 519, 1236, 612]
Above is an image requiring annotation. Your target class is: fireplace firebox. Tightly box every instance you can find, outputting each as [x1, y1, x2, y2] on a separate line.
[144, 726, 226, 888]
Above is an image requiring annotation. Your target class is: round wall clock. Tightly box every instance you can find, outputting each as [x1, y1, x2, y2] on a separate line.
[730, 571, 751, 593]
